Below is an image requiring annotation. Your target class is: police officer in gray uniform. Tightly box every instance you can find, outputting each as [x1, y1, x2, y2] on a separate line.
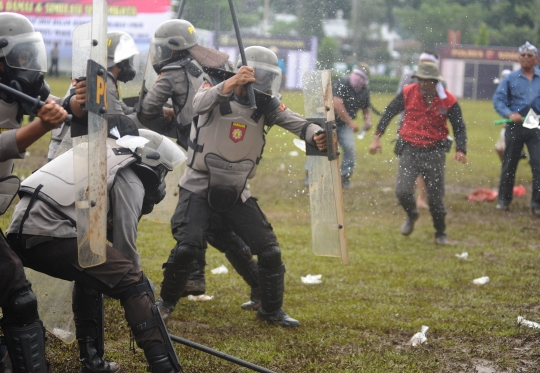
[6, 121, 185, 373]
[0, 12, 86, 373]
[138, 19, 261, 312]
[156, 46, 327, 327]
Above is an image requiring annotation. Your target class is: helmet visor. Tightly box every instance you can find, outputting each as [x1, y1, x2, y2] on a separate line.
[114, 34, 139, 64]
[150, 37, 183, 65]
[153, 135, 187, 171]
[3, 32, 47, 72]
[246, 60, 282, 96]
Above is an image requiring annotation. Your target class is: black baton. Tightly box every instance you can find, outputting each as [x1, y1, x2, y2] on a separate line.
[169, 334, 276, 373]
[0, 82, 72, 121]
[228, 0, 257, 109]
[176, 0, 187, 19]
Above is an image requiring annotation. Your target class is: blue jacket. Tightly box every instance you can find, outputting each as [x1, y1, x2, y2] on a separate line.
[493, 67, 540, 118]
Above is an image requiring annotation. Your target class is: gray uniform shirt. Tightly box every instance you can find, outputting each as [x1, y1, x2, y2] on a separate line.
[180, 81, 321, 201]
[139, 68, 193, 127]
[7, 166, 145, 268]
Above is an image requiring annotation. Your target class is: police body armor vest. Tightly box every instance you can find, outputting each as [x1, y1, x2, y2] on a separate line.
[20, 138, 136, 222]
[186, 98, 275, 212]
[0, 99, 22, 214]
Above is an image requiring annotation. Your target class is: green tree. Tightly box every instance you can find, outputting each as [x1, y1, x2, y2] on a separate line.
[317, 36, 340, 69]
[268, 20, 299, 36]
[178, 0, 261, 32]
[394, 0, 485, 49]
[475, 22, 489, 46]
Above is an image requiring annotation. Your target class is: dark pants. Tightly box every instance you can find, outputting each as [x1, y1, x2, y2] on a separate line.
[396, 144, 447, 237]
[0, 232, 31, 311]
[499, 124, 540, 209]
[49, 58, 58, 77]
[171, 189, 278, 257]
[7, 235, 162, 351]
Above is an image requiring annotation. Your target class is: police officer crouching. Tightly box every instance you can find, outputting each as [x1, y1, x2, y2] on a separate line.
[156, 46, 327, 327]
[6, 117, 185, 373]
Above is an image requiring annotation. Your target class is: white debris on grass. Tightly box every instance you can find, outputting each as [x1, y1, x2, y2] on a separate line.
[288, 150, 299, 157]
[301, 274, 322, 284]
[409, 325, 429, 346]
[52, 328, 73, 341]
[455, 252, 468, 260]
[188, 295, 214, 301]
[211, 265, 228, 274]
[517, 316, 540, 329]
[472, 276, 490, 285]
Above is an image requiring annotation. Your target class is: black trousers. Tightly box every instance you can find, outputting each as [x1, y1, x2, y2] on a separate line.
[0, 233, 29, 307]
[171, 189, 279, 258]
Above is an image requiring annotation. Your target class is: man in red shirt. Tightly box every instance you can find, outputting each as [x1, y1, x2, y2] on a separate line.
[369, 62, 467, 245]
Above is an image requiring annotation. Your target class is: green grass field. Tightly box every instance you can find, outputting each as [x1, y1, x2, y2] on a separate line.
[5, 77, 540, 372]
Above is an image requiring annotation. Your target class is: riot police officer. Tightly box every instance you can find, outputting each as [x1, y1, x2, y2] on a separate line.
[0, 12, 86, 373]
[6, 119, 185, 373]
[138, 19, 261, 313]
[157, 46, 327, 327]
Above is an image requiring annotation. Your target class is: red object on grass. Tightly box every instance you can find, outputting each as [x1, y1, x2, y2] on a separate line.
[467, 188, 498, 202]
[513, 185, 526, 197]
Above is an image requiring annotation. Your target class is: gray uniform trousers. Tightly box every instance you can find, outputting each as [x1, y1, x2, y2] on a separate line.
[396, 143, 447, 237]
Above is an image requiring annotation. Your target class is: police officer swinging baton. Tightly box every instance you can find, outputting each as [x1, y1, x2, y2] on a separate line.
[0, 82, 73, 121]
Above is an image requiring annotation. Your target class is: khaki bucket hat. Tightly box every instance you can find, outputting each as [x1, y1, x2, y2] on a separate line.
[412, 61, 443, 81]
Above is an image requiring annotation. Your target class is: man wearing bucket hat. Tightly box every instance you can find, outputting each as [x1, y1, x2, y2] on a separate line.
[332, 62, 372, 188]
[369, 62, 468, 245]
[493, 41, 540, 215]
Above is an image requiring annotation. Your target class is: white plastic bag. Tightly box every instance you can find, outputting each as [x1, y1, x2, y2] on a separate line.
[211, 265, 228, 274]
[301, 274, 322, 284]
[455, 252, 468, 260]
[472, 276, 490, 285]
[409, 325, 429, 346]
[517, 316, 540, 329]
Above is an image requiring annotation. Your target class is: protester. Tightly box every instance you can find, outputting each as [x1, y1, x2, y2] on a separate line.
[332, 63, 372, 188]
[6, 122, 185, 373]
[0, 12, 86, 372]
[155, 46, 327, 327]
[494, 69, 513, 161]
[138, 19, 262, 312]
[493, 42, 540, 215]
[397, 51, 445, 209]
[369, 62, 467, 245]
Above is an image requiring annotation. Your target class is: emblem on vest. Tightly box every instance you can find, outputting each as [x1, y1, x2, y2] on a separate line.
[230, 122, 246, 143]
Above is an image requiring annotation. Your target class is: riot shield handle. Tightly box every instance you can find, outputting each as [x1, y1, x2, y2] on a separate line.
[305, 118, 339, 160]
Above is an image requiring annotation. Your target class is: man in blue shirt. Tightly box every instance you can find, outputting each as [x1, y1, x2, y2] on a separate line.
[493, 41, 540, 215]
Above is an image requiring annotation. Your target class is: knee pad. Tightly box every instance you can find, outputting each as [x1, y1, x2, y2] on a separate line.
[164, 244, 199, 269]
[258, 245, 282, 268]
[3, 287, 39, 326]
[119, 271, 155, 305]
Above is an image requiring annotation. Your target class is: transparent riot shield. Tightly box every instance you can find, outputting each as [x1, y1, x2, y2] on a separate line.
[118, 52, 145, 108]
[72, 0, 109, 268]
[25, 269, 75, 344]
[137, 49, 159, 110]
[302, 70, 348, 264]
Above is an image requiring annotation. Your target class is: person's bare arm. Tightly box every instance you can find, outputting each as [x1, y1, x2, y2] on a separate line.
[15, 99, 67, 152]
[333, 96, 358, 132]
[362, 108, 372, 130]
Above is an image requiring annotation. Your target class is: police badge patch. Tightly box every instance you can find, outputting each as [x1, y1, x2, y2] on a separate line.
[202, 81, 212, 89]
[230, 122, 246, 143]
[278, 103, 287, 111]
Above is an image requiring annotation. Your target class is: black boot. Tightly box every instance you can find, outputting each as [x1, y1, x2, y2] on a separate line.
[256, 264, 300, 327]
[241, 286, 261, 310]
[145, 345, 181, 373]
[2, 320, 49, 372]
[159, 263, 193, 321]
[78, 337, 119, 373]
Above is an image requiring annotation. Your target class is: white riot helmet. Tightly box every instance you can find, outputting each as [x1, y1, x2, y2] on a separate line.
[0, 13, 50, 102]
[236, 46, 282, 97]
[107, 31, 139, 83]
